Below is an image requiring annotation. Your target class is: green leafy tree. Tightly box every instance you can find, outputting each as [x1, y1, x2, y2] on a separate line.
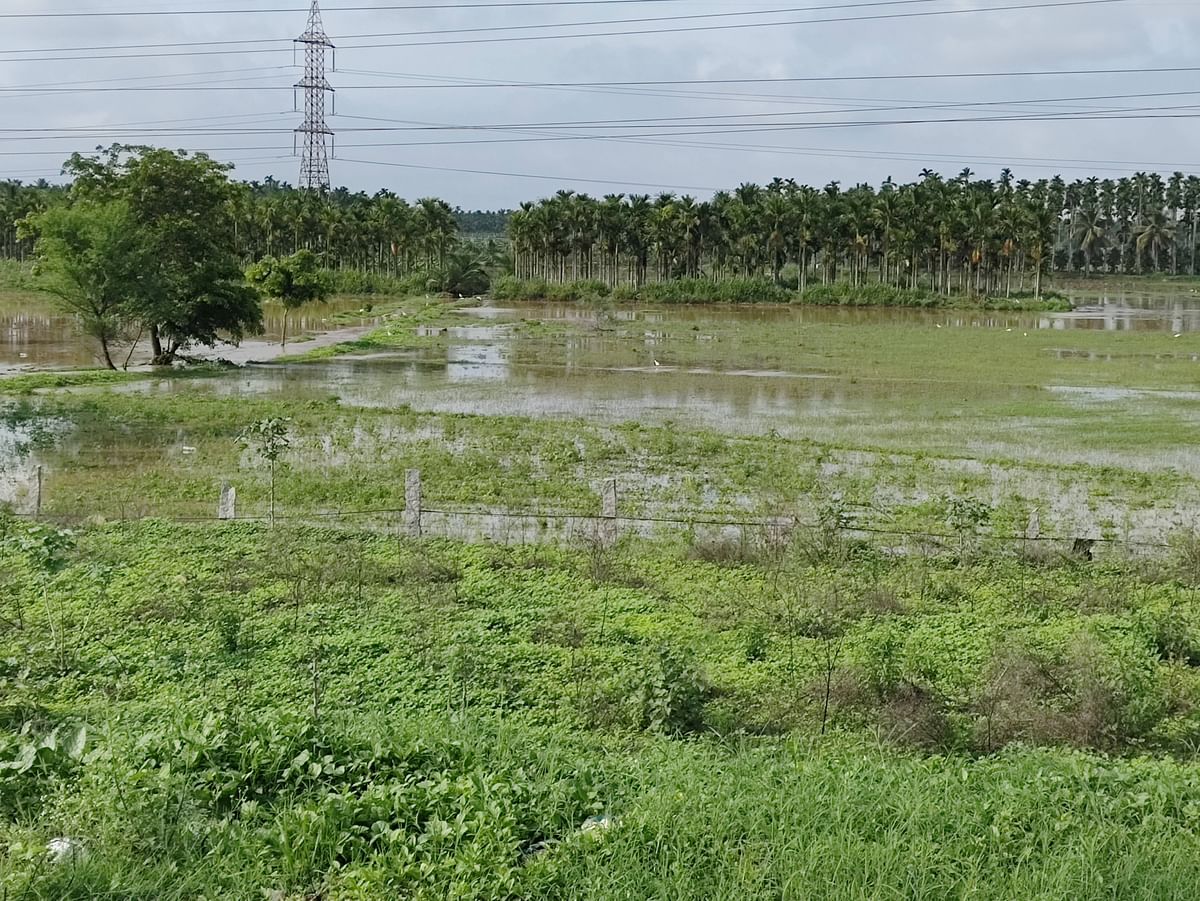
[17, 200, 153, 369]
[64, 145, 262, 363]
[237, 417, 291, 526]
[246, 249, 333, 347]
[428, 245, 491, 298]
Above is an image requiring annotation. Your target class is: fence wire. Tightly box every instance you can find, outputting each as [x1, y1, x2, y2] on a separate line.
[9, 499, 1176, 551]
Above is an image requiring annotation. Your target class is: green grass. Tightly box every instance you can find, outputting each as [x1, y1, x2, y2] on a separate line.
[492, 276, 1075, 311]
[0, 260, 36, 291]
[6, 279, 1200, 896]
[5, 519, 1200, 898]
[3, 379, 1195, 540]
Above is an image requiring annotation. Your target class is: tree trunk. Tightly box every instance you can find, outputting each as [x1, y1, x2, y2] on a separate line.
[99, 337, 117, 371]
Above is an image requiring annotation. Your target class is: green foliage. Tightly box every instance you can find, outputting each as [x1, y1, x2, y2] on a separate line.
[247, 250, 334, 346]
[0, 519, 1199, 895]
[489, 276, 1072, 309]
[327, 268, 428, 296]
[237, 417, 291, 523]
[62, 144, 263, 361]
[491, 276, 610, 302]
[17, 200, 155, 369]
[629, 277, 790, 304]
[0, 259, 35, 290]
[633, 644, 710, 734]
[426, 245, 492, 298]
[247, 249, 333, 311]
[237, 416, 291, 464]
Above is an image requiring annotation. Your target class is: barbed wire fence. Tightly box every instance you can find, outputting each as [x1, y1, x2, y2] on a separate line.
[5, 466, 1182, 559]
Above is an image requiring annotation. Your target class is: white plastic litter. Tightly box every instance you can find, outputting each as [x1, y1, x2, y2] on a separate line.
[47, 837, 86, 864]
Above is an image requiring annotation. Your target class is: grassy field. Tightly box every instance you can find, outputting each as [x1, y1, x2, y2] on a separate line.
[5, 283, 1200, 897]
[2, 292, 1199, 544]
[6, 519, 1200, 898]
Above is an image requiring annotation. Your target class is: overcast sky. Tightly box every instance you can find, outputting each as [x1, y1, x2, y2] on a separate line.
[1, 0, 1197, 207]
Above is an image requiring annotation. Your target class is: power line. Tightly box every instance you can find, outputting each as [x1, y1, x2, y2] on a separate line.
[7, 87, 1194, 128]
[0, 0, 1136, 62]
[0, 0, 739, 18]
[0, 66, 294, 92]
[338, 155, 722, 191]
[9, 139, 1199, 176]
[331, 90, 1200, 127]
[0, 1, 948, 54]
[303, 0, 1145, 50]
[6, 108, 1200, 146]
[3, 64, 1194, 96]
[340, 64, 1200, 88]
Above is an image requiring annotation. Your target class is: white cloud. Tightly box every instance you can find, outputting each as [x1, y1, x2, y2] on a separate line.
[2, 0, 1198, 205]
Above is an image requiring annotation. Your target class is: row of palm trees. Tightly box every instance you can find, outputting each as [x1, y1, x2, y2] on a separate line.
[227, 179, 461, 275]
[0, 179, 65, 261]
[1, 177, 463, 276]
[6, 168, 1200, 294]
[507, 170, 1200, 297]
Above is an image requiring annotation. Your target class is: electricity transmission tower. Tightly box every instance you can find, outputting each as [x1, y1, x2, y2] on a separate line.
[294, 0, 335, 190]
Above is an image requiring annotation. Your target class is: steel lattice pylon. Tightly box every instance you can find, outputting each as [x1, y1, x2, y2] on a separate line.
[294, 0, 335, 190]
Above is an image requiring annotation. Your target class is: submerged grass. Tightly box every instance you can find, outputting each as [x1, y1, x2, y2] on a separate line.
[1, 380, 1195, 541]
[492, 276, 1075, 311]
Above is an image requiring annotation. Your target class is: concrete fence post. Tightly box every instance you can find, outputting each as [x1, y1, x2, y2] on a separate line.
[601, 478, 618, 545]
[404, 469, 423, 538]
[218, 482, 237, 520]
[1025, 507, 1041, 541]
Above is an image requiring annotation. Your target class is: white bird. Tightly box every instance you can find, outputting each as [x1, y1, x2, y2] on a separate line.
[653, 359, 661, 367]
[1174, 333, 1183, 338]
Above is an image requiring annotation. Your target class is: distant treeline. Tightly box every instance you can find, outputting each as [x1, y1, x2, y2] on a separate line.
[5, 166, 1200, 298]
[2, 174, 478, 279]
[508, 171, 1200, 300]
[456, 208, 511, 237]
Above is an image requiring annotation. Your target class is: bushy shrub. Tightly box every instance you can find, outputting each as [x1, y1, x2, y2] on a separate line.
[878, 682, 956, 751]
[485, 276, 1072, 309]
[633, 644, 710, 734]
[328, 268, 428, 296]
[490, 277, 609, 301]
[635, 277, 789, 304]
[793, 282, 1072, 311]
[0, 259, 35, 290]
[796, 283, 942, 308]
[972, 635, 1168, 753]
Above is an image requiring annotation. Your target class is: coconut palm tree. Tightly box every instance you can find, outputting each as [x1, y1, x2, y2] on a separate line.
[1072, 207, 1107, 275]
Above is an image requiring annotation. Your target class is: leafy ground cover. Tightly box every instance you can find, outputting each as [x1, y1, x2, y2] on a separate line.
[5, 283, 1200, 897]
[5, 518, 1200, 898]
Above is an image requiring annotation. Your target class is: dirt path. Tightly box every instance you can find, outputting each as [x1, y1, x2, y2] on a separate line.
[189, 322, 374, 365]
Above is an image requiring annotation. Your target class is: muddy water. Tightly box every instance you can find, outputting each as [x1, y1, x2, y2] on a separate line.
[8, 289, 1200, 545]
[0, 295, 381, 372]
[4, 288, 1200, 372]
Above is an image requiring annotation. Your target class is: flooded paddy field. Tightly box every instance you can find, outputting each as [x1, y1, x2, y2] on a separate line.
[0, 291, 383, 372]
[3, 287, 1200, 546]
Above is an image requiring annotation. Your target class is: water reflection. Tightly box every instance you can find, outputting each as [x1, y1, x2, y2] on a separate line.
[0, 296, 379, 371]
[7, 288, 1200, 373]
